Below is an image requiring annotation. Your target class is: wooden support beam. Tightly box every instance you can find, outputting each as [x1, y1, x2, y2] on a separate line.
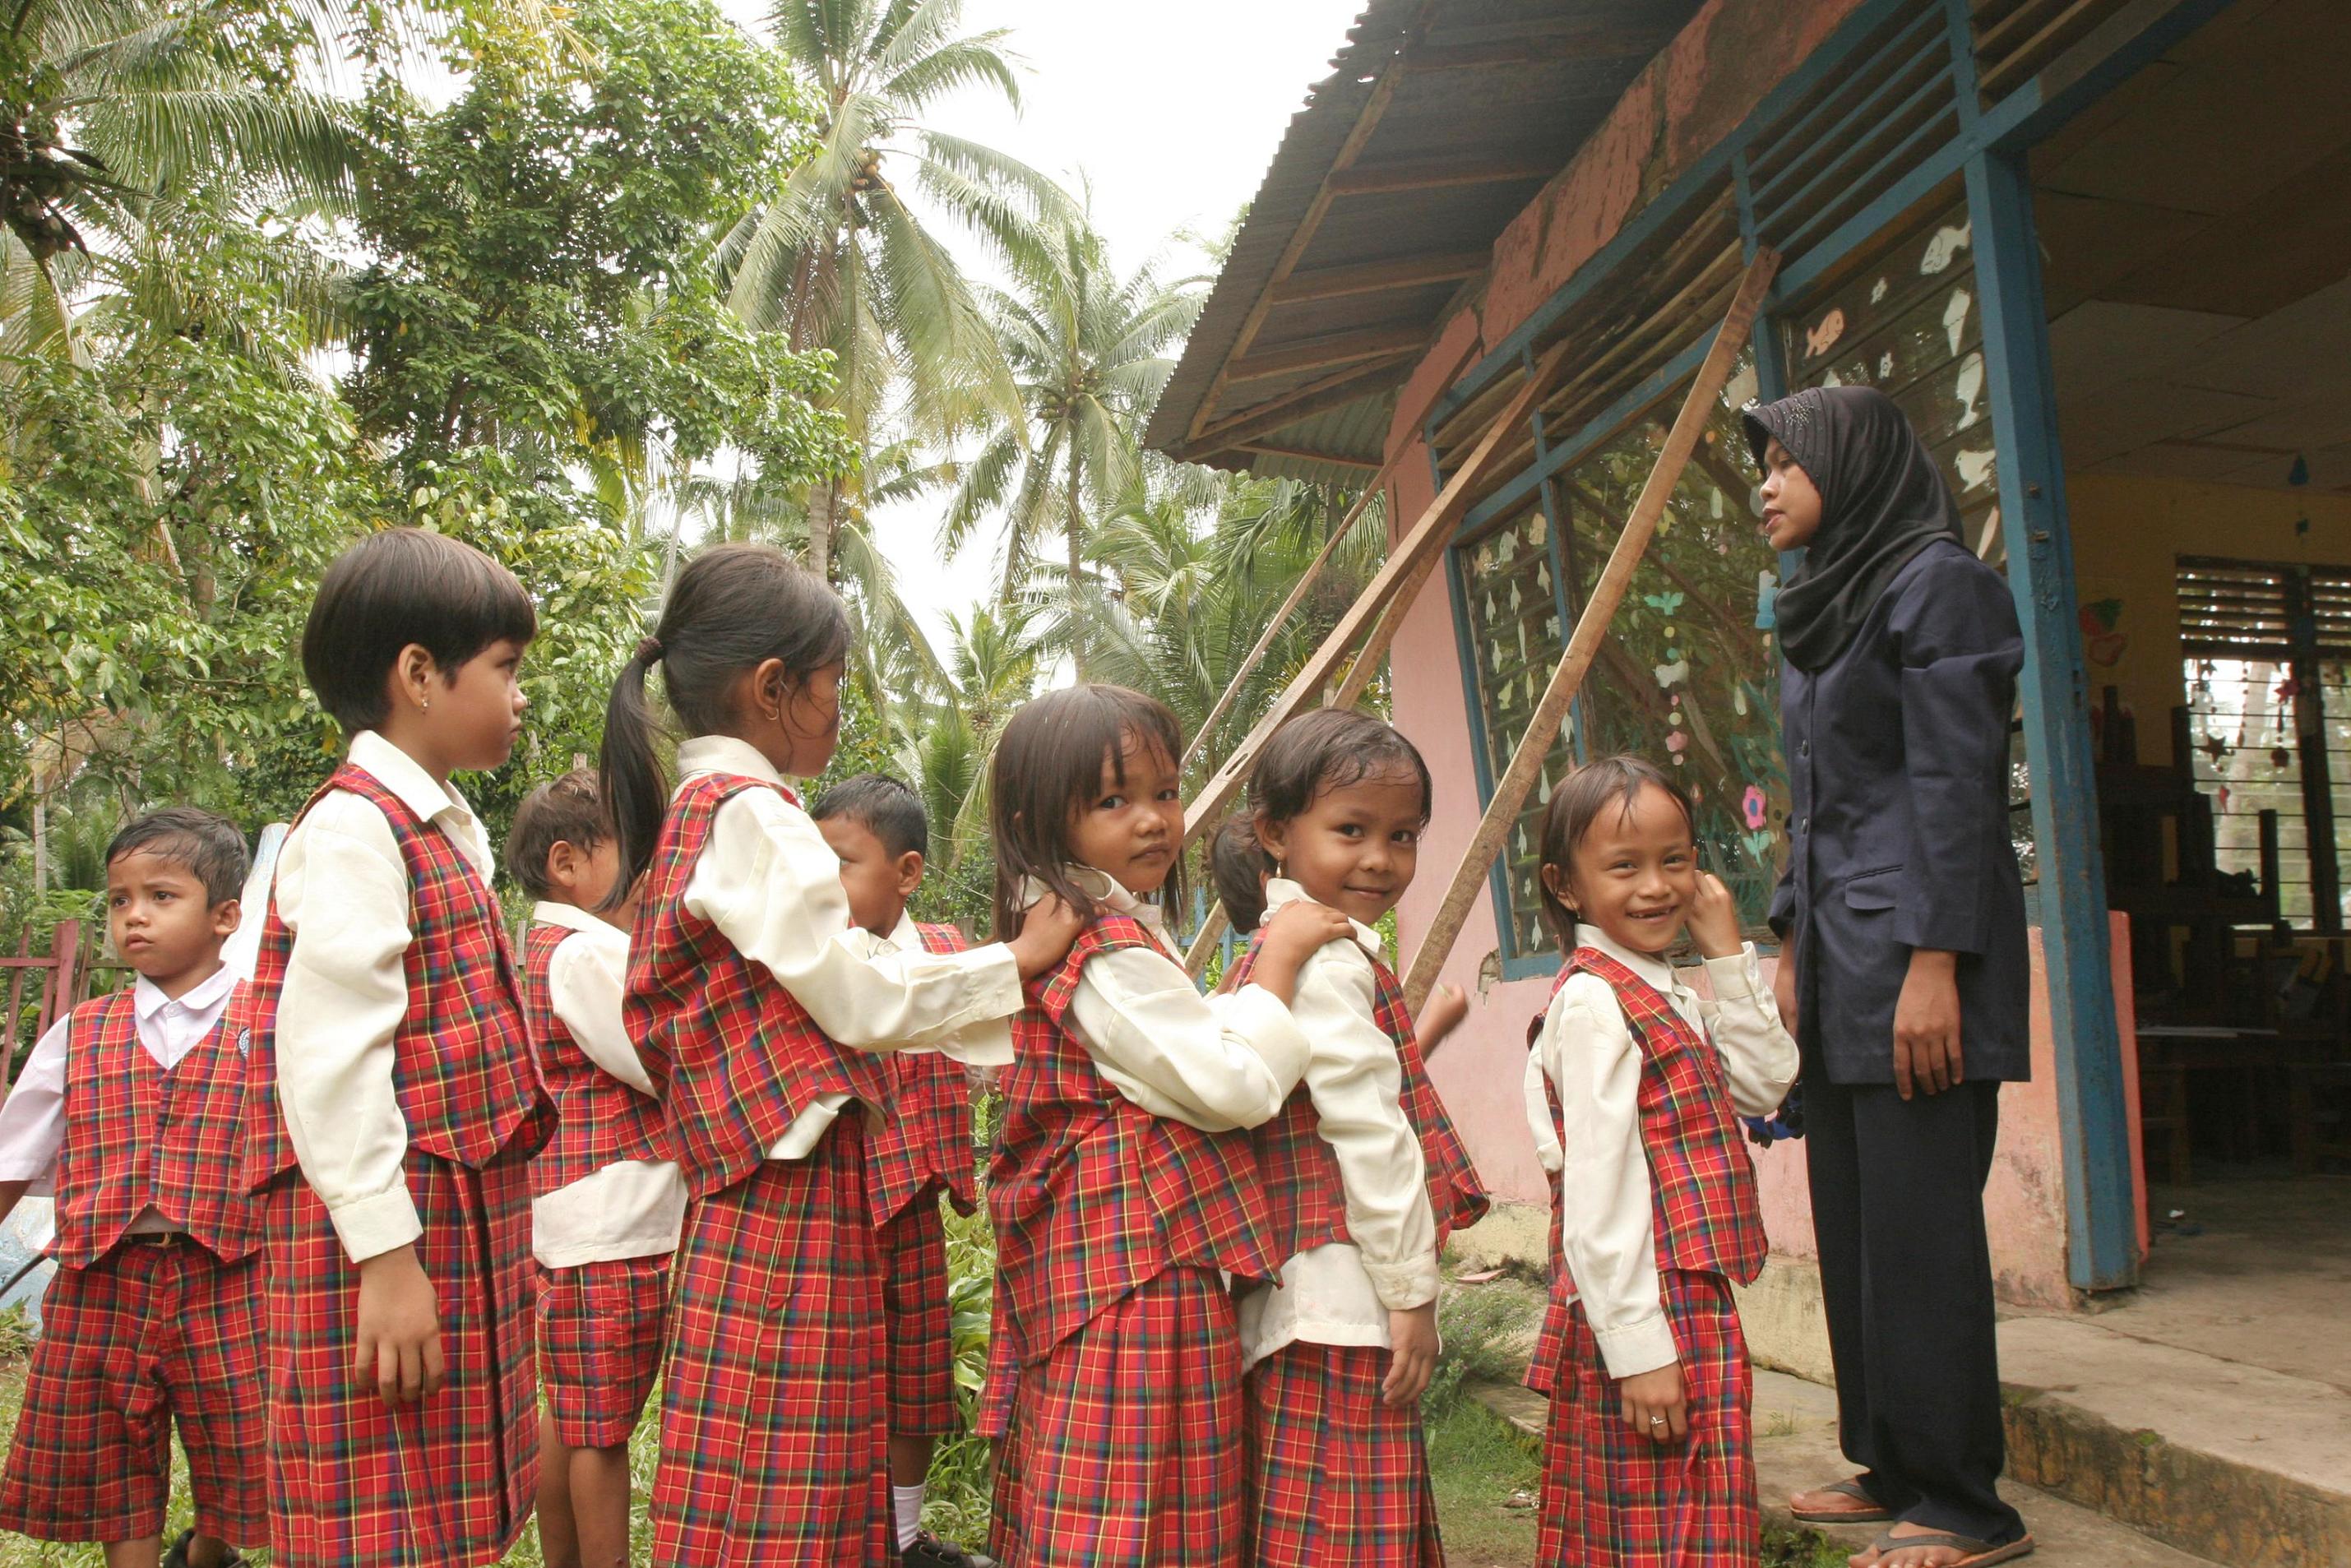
[1326, 155, 1555, 197]
[1182, 335, 1577, 844]
[1234, 442, 1381, 472]
[1267, 250, 1488, 305]
[1188, 360, 1414, 455]
[1226, 326, 1427, 386]
[1183, 903, 1229, 980]
[1397, 248, 1779, 1011]
[1405, 24, 1676, 72]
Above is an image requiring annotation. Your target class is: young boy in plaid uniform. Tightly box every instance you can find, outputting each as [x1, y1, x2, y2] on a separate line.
[1521, 758, 1796, 1568]
[596, 543, 1080, 1566]
[241, 528, 553, 1568]
[0, 809, 261, 1568]
[508, 770, 685, 1568]
[814, 774, 993, 1568]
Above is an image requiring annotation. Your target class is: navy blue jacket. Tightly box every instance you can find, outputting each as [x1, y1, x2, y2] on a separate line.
[1771, 538, 2031, 1085]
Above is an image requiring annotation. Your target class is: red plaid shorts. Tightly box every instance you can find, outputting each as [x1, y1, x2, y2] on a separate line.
[649, 1122, 892, 1567]
[0, 1240, 263, 1546]
[536, 1254, 669, 1449]
[261, 1149, 539, 1568]
[879, 1194, 956, 1438]
[989, 1265, 1246, 1568]
[1245, 1341, 1442, 1566]
[1537, 1269, 1758, 1568]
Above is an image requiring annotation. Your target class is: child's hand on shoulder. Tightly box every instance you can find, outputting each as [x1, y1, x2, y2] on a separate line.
[1416, 983, 1469, 1060]
[1247, 900, 1354, 1004]
[1686, 872, 1743, 960]
[1008, 893, 1085, 981]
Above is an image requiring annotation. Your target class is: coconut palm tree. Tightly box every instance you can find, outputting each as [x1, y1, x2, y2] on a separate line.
[1, 0, 357, 360]
[941, 220, 1204, 675]
[719, 0, 1069, 580]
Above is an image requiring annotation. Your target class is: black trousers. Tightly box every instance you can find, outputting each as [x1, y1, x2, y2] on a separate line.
[1803, 1052, 2026, 1544]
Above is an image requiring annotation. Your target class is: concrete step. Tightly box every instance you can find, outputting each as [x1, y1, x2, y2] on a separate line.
[1996, 1313, 2351, 1568]
[1473, 1371, 2230, 1567]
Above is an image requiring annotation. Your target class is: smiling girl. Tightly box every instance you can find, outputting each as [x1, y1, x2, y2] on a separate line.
[1522, 756, 1797, 1568]
[983, 684, 1349, 1568]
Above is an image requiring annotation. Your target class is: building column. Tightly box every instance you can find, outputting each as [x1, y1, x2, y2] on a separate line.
[1965, 147, 2139, 1292]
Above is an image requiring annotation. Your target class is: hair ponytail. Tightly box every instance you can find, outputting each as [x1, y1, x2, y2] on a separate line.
[598, 543, 851, 909]
[599, 641, 670, 907]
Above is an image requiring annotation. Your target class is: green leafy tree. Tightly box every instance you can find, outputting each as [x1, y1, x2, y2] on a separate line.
[720, 0, 1070, 580]
[942, 220, 1202, 674]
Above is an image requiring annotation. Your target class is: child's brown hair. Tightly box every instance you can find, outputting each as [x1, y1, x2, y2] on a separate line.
[988, 684, 1184, 938]
[1535, 755, 1696, 942]
[506, 769, 609, 903]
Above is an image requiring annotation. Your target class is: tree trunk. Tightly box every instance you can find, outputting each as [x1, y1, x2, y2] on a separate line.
[1066, 442, 1086, 679]
[808, 481, 837, 583]
[31, 798, 47, 892]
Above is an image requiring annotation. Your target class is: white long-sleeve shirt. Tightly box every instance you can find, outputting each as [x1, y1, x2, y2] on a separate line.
[0, 964, 241, 1237]
[270, 730, 499, 1264]
[1523, 925, 1796, 1378]
[673, 735, 1017, 1160]
[1238, 880, 1440, 1368]
[527, 900, 687, 1268]
[1034, 868, 1312, 1135]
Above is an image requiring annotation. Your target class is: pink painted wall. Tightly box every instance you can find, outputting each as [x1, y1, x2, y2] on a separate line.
[1376, 0, 2153, 1300]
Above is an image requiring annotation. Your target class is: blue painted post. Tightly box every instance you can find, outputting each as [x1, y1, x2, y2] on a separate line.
[1965, 148, 2137, 1293]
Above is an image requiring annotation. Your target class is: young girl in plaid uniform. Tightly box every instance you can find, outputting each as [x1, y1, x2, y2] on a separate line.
[1520, 756, 1798, 1567]
[242, 528, 552, 1568]
[1229, 710, 1489, 1567]
[598, 544, 1080, 1567]
[0, 810, 261, 1568]
[813, 772, 996, 1568]
[507, 770, 684, 1568]
[982, 684, 1352, 1568]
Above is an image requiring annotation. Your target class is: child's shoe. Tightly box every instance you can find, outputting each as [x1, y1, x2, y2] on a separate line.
[161, 1529, 248, 1568]
[904, 1533, 994, 1568]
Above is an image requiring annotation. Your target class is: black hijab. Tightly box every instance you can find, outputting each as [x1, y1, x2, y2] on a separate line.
[1742, 385, 1964, 673]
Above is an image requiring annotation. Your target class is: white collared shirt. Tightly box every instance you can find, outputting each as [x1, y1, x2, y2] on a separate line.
[527, 900, 687, 1268]
[268, 730, 505, 1262]
[1522, 924, 1798, 1377]
[1032, 867, 1312, 1134]
[672, 735, 1016, 1162]
[1237, 879, 1442, 1368]
[0, 964, 242, 1234]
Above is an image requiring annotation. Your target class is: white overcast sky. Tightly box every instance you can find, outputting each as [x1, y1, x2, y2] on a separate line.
[711, 0, 1368, 651]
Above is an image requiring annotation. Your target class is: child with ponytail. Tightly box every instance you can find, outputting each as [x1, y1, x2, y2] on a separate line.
[599, 543, 1080, 1566]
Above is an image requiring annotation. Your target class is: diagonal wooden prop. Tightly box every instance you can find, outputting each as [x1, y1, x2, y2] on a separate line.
[1178, 336, 1582, 978]
[1399, 247, 1779, 1011]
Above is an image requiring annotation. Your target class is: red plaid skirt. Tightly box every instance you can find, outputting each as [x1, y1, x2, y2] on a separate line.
[261, 1148, 539, 1568]
[0, 1242, 262, 1545]
[649, 1122, 892, 1567]
[1246, 1342, 1443, 1566]
[536, 1254, 669, 1449]
[880, 1193, 956, 1438]
[976, 1286, 1016, 1440]
[1536, 1269, 1758, 1568]
[988, 1265, 1247, 1568]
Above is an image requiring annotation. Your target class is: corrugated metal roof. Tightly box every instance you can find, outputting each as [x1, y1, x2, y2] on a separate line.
[1146, 0, 1705, 476]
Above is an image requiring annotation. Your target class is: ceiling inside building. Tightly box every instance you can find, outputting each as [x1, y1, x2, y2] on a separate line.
[2036, 0, 2351, 494]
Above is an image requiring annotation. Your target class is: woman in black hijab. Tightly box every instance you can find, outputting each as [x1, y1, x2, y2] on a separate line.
[1747, 386, 2034, 1568]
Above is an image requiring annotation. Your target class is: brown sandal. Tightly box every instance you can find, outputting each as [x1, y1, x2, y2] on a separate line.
[1865, 1529, 2035, 1567]
[1791, 1477, 1897, 1524]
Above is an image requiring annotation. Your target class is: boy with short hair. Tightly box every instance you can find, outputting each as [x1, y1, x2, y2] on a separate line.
[508, 770, 684, 1568]
[812, 774, 991, 1568]
[0, 808, 261, 1568]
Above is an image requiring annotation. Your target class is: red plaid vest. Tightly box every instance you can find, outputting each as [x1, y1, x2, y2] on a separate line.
[1229, 932, 1489, 1262]
[988, 913, 1282, 1364]
[623, 771, 896, 1199]
[1543, 949, 1767, 1287]
[523, 920, 666, 1200]
[866, 921, 981, 1228]
[242, 763, 548, 1191]
[53, 988, 259, 1266]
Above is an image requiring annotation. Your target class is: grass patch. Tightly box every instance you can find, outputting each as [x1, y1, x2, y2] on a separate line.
[1424, 1395, 1540, 1565]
